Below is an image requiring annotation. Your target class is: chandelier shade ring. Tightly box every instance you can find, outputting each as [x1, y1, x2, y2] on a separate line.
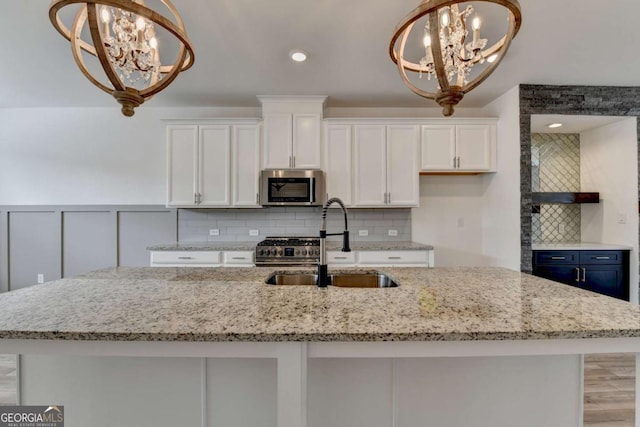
[389, 0, 521, 116]
[49, 0, 195, 116]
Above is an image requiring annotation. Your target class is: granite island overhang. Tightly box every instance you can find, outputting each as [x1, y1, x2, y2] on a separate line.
[2, 266, 640, 427]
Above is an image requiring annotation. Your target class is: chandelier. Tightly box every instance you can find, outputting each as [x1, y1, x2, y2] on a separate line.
[49, 0, 195, 116]
[389, 0, 521, 116]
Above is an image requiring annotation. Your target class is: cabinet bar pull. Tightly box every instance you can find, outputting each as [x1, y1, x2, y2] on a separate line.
[581, 268, 586, 282]
[288, 156, 292, 168]
[388, 193, 391, 204]
[453, 156, 457, 168]
[456, 156, 460, 168]
[256, 193, 259, 204]
[550, 256, 566, 260]
[594, 256, 610, 260]
[293, 156, 296, 168]
[388, 256, 402, 260]
[231, 257, 246, 260]
[575, 267, 580, 282]
[193, 193, 197, 204]
[178, 256, 194, 260]
[334, 256, 348, 260]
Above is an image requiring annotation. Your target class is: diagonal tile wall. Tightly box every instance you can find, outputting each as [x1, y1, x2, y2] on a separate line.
[532, 133, 582, 243]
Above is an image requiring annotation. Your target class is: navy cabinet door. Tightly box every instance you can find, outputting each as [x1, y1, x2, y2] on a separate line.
[534, 265, 580, 287]
[583, 265, 626, 300]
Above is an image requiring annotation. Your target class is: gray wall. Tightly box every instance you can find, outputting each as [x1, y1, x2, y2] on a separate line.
[0, 206, 177, 292]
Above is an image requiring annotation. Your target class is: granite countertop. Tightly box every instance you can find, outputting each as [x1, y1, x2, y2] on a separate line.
[532, 242, 633, 251]
[0, 266, 639, 342]
[148, 241, 434, 251]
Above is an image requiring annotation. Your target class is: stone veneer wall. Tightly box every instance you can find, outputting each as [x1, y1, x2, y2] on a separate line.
[531, 133, 582, 243]
[178, 207, 411, 242]
[520, 84, 640, 273]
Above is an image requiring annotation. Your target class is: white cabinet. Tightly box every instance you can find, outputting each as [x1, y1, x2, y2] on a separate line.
[325, 249, 434, 267]
[166, 120, 261, 208]
[421, 122, 496, 172]
[150, 250, 255, 267]
[262, 113, 322, 169]
[353, 124, 419, 207]
[324, 125, 352, 205]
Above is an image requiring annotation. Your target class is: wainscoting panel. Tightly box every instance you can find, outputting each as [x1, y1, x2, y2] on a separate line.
[0, 206, 177, 292]
[63, 211, 115, 278]
[9, 211, 61, 291]
[118, 211, 177, 267]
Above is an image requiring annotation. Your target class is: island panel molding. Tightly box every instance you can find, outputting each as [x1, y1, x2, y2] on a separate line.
[519, 84, 640, 273]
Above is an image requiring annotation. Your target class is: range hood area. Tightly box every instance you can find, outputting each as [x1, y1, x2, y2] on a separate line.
[532, 192, 600, 204]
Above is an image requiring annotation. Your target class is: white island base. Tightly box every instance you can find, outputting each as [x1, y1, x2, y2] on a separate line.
[4, 338, 625, 427]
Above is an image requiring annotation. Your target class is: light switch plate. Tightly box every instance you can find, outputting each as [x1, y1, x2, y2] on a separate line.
[388, 229, 398, 236]
[209, 229, 220, 236]
[359, 229, 369, 237]
[249, 229, 259, 236]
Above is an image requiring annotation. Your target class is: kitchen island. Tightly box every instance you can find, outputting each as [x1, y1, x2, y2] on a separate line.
[2, 266, 640, 427]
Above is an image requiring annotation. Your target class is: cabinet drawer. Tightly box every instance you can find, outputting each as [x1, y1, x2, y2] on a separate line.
[151, 251, 221, 266]
[533, 251, 579, 265]
[358, 251, 428, 265]
[223, 251, 255, 265]
[579, 251, 624, 265]
[327, 251, 357, 264]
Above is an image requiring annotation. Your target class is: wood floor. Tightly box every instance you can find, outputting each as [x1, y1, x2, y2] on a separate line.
[0, 353, 634, 424]
[584, 353, 635, 426]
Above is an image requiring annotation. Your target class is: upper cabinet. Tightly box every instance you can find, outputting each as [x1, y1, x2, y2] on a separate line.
[325, 120, 420, 208]
[259, 96, 326, 169]
[421, 120, 497, 173]
[166, 120, 261, 208]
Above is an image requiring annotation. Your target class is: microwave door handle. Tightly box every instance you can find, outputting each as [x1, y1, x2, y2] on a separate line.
[311, 178, 316, 203]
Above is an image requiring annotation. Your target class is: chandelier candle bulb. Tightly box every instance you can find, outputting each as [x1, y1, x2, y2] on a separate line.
[100, 7, 110, 35]
[472, 17, 481, 43]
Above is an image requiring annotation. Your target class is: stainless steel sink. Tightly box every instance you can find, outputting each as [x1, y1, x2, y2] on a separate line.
[265, 272, 398, 288]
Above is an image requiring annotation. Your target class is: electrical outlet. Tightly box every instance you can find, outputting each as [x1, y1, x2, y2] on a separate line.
[209, 229, 220, 236]
[249, 229, 259, 236]
[558, 224, 565, 234]
[617, 213, 627, 224]
[359, 229, 369, 237]
[37, 274, 44, 284]
[388, 229, 398, 237]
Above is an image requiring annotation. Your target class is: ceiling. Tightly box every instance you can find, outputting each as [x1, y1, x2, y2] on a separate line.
[3, 0, 640, 110]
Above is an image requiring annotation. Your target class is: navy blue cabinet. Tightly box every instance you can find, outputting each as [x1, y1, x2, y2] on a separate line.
[533, 250, 629, 301]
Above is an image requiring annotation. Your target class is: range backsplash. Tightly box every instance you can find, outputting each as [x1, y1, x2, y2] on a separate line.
[178, 207, 411, 242]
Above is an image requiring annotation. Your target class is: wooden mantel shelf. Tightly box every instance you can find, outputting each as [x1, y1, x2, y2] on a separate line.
[532, 192, 600, 204]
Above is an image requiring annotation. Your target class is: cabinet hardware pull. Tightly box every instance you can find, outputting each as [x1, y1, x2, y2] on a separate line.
[293, 156, 296, 168]
[334, 256, 348, 260]
[178, 256, 194, 260]
[256, 193, 259, 204]
[388, 192, 391, 204]
[231, 257, 246, 260]
[456, 156, 460, 168]
[575, 267, 580, 282]
[193, 193, 197, 204]
[581, 268, 586, 282]
[388, 256, 402, 259]
[550, 256, 566, 260]
[594, 256, 610, 260]
[453, 156, 457, 168]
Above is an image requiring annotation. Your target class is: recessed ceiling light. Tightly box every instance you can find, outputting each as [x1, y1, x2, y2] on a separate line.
[289, 49, 308, 62]
[547, 123, 563, 129]
[486, 54, 498, 63]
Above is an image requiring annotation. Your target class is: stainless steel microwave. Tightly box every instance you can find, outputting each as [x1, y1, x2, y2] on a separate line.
[260, 169, 325, 206]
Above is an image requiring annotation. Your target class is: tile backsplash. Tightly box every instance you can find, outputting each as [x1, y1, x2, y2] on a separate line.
[531, 133, 581, 243]
[178, 207, 411, 242]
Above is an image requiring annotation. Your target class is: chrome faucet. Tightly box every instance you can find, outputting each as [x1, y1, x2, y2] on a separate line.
[318, 197, 351, 287]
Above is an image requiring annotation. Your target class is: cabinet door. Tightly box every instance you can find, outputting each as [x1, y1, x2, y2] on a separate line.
[534, 265, 581, 287]
[583, 265, 627, 300]
[199, 125, 231, 206]
[353, 125, 387, 206]
[167, 125, 198, 207]
[233, 125, 261, 207]
[420, 125, 456, 171]
[455, 125, 493, 171]
[263, 113, 292, 169]
[387, 125, 419, 206]
[293, 113, 322, 169]
[324, 124, 352, 206]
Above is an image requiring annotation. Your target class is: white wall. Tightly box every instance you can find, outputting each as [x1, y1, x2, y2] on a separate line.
[0, 106, 259, 205]
[481, 86, 521, 270]
[411, 86, 520, 269]
[580, 118, 639, 304]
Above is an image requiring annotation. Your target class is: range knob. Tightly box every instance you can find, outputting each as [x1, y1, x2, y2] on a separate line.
[265, 249, 271, 256]
[295, 249, 300, 256]
[257, 249, 264, 256]
[277, 249, 283, 256]
[301, 249, 308, 256]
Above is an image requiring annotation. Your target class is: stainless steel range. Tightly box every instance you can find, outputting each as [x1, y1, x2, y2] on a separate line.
[255, 237, 320, 266]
